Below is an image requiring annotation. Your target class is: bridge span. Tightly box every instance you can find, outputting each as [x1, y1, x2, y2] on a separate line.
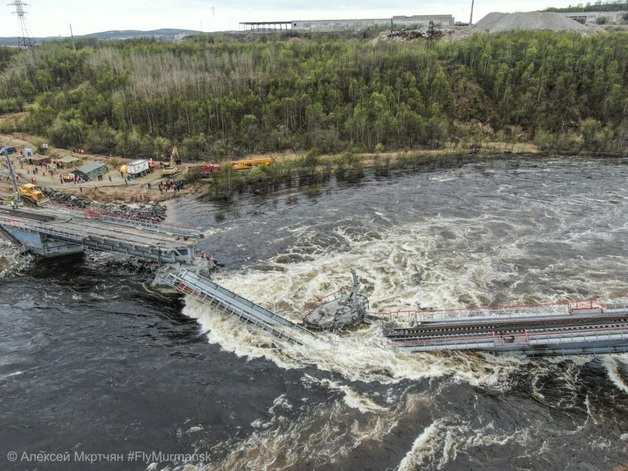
[3, 203, 626, 357]
[165, 270, 317, 346]
[381, 300, 628, 356]
[1, 204, 318, 345]
[0, 205, 203, 263]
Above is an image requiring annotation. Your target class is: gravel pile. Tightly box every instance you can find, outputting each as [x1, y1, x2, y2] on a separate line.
[42, 188, 166, 220]
[474, 12, 593, 33]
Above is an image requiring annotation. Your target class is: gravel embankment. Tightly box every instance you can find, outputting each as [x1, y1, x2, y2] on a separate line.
[474, 12, 597, 34]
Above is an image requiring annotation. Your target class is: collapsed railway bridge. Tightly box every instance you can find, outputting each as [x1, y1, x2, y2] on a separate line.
[2, 204, 627, 356]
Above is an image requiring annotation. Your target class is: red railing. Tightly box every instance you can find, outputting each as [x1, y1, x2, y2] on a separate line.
[568, 299, 604, 312]
[368, 299, 573, 317]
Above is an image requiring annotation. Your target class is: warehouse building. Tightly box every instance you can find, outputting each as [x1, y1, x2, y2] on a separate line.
[241, 14, 454, 32]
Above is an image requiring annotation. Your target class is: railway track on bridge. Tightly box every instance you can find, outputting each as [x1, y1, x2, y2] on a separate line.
[0, 207, 57, 222]
[384, 314, 628, 339]
[373, 296, 628, 355]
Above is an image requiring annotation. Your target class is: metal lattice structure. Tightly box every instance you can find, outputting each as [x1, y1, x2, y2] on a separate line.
[165, 270, 318, 346]
[8, 0, 35, 48]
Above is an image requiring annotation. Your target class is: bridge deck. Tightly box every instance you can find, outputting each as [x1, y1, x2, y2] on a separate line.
[0, 206, 200, 263]
[385, 308, 628, 356]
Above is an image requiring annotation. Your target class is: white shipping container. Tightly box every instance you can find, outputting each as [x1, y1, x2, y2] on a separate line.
[127, 159, 149, 176]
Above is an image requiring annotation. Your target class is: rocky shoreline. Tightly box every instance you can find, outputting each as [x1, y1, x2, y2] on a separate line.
[0, 244, 33, 280]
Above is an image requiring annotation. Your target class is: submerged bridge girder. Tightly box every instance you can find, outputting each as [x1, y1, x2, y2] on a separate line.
[165, 270, 316, 346]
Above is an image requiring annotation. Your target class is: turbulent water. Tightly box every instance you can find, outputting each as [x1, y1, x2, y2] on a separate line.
[1, 157, 627, 471]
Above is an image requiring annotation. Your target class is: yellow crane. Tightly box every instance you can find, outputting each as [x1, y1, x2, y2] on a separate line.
[229, 157, 277, 170]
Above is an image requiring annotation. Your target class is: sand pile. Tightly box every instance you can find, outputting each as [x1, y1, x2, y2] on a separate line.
[474, 12, 593, 33]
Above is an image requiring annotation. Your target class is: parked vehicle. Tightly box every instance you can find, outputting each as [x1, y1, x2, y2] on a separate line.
[229, 157, 276, 170]
[161, 147, 180, 177]
[18, 184, 50, 206]
[126, 159, 150, 178]
[190, 163, 221, 178]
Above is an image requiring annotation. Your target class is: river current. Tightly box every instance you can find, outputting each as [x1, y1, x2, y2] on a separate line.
[1, 157, 627, 470]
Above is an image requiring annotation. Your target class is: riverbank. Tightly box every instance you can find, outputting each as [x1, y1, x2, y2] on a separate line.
[0, 128, 543, 206]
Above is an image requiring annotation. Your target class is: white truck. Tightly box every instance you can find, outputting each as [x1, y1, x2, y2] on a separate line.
[126, 159, 150, 178]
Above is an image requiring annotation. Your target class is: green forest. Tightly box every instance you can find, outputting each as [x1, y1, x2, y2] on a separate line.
[0, 29, 626, 161]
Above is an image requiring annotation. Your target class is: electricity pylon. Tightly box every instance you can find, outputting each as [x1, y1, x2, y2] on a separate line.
[8, 0, 36, 48]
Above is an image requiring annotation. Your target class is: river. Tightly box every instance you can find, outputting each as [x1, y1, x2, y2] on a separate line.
[1, 157, 627, 470]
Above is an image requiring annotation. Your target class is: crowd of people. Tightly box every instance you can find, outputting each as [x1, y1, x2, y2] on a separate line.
[158, 179, 185, 194]
[3, 147, 191, 203]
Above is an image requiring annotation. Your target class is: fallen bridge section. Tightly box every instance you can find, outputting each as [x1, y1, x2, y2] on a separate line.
[165, 270, 317, 346]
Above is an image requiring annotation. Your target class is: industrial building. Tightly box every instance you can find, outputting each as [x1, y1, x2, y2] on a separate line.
[241, 15, 454, 32]
[559, 10, 627, 24]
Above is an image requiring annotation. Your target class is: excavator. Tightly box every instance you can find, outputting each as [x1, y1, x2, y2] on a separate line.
[161, 147, 180, 177]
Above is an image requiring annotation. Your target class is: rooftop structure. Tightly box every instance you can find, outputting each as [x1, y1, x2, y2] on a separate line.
[241, 14, 454, 32]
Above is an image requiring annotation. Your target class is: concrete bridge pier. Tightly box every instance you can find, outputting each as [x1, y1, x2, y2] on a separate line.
[0, 223, 84, 257]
